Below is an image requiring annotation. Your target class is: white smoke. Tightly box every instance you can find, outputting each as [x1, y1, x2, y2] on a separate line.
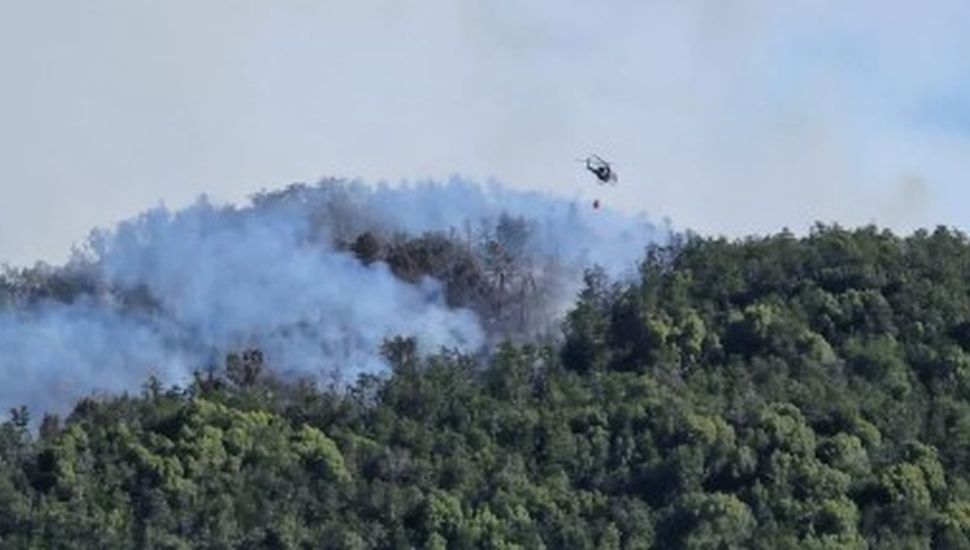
[0, 178, 667, 417]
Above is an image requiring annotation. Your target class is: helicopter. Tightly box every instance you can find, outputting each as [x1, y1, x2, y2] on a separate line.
[584, 154, 617, 185]
[580, 154, 617, 209]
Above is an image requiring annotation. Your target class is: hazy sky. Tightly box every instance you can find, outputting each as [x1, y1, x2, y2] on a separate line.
[2, 1, 970, 265]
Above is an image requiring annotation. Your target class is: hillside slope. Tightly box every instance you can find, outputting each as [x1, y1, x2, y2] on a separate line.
[3, 225, 970, 548]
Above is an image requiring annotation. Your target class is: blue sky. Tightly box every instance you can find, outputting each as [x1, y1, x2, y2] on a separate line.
[2, 1, 970, 265]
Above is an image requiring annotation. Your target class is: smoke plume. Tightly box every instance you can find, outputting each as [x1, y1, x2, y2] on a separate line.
[0, 178, 667, 417]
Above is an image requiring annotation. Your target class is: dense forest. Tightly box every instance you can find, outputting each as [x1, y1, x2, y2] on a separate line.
[5, 224, 970, 548]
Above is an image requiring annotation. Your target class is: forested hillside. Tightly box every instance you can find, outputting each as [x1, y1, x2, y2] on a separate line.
[5, 225, 970, 548]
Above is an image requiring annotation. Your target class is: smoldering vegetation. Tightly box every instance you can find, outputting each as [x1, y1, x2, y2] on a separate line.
[0, 178, 667, 416]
